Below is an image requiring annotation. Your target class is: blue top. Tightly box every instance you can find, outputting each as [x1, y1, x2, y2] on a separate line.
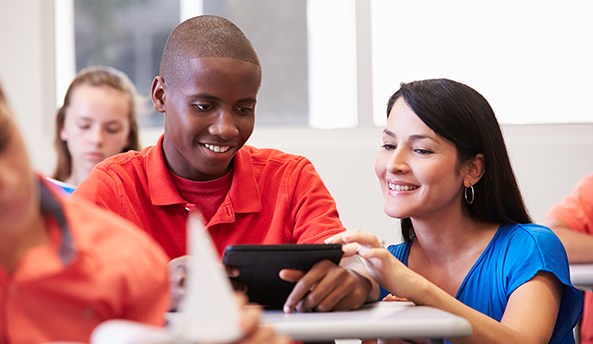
[380, 223, 583, 344]
[46, 177, 76, 195]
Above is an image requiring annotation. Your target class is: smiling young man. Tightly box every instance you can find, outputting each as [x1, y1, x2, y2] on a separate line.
[73, 15, 378, 313]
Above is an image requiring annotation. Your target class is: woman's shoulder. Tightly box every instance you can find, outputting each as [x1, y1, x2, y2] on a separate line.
[497, 223, 561, 246]
[387, 241, 412, 263]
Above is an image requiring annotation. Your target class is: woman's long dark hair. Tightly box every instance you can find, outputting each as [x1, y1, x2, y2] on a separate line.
[53, 66, 141, 182]
[386, 79, 532, 242]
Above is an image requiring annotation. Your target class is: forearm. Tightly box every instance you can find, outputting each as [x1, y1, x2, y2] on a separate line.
[545, 219, 593, 263]
[408, 274, 558, 344]
[340, 255, 380, 302]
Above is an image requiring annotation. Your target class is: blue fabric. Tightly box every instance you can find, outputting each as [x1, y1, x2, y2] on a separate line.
[46, 177, 76, 195]
[380, 223, 583, 344]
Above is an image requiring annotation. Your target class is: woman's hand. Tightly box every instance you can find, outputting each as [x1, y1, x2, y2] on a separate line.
[325, 230, 427, 303]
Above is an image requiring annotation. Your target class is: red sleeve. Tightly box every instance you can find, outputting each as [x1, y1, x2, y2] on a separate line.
[289, 157, 346, 244]
[547, 172, 593, 234]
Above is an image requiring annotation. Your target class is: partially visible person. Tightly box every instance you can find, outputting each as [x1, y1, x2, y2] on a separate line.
[50, 65, 141, 194]
[74, 15, 378, 314]
[545, 171, 593, 343]
[0, 77, 168, 342]
[327, 79, 582, 343]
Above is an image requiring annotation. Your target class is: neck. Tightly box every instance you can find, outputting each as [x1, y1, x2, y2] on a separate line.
[66, 165, 89, 186]
[410, 208, 496, 262]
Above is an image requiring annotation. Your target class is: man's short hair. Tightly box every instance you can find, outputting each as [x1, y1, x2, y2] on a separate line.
[160, 15, 261, 87]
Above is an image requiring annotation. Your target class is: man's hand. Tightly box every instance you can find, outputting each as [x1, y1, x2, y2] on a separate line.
[168, 255, 188, 312]
[279, 256, 378, 313]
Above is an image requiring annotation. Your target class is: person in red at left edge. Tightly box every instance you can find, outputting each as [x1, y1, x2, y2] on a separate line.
[0, 77, 169, 343]
[73, 14, 379, 313]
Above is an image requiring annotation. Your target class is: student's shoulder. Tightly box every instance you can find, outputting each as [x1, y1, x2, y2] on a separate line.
[94, 145, 154, 172]
[63, 196, 167, 262]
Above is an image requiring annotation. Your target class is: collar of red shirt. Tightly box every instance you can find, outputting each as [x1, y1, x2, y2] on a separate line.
[146, 134, 261, 214]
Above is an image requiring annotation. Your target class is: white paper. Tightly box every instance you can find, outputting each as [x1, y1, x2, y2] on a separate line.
[91, 213, 242, 344]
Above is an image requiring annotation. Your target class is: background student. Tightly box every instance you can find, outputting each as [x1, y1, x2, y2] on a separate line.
[545, 171, 593, 344]
[327, 78, 582, 343]
[73, 14, 378, 313]
[50, 65, 141, 194]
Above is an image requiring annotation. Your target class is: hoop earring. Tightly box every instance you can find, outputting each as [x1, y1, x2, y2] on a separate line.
[464, 184, 474, 204]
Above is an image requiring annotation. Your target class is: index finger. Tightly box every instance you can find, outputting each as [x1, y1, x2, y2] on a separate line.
[327, 230, 382, 248]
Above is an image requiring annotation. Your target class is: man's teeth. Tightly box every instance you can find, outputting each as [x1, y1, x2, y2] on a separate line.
[205, 144, 230, 153]
[389, 184, 419, 191]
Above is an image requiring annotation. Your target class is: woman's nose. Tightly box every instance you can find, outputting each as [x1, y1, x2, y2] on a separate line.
[386, 148, 409, 174]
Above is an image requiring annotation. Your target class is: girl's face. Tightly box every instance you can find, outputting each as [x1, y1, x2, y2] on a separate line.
[60, 84, 131, 183]
[375, 97, 466, 221]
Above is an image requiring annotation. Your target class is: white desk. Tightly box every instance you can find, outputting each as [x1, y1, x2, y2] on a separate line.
[570, 263, 593, 291]
[261, 301, 472, 342]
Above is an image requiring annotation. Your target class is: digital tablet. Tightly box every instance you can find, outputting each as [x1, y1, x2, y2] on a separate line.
[222, 244, 344, 309]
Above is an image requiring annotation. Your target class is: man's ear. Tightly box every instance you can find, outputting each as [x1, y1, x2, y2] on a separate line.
[151, 76, 167, 113]
[463, 153, 485, 187]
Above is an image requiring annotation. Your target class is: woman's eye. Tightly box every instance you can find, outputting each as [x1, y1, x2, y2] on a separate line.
[381, 143, 396, 151]
[414, 148, 433, 155]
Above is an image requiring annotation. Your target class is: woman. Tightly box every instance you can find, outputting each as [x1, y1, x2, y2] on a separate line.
[51, 66, 141, 193]
[327, 79, 582, 343]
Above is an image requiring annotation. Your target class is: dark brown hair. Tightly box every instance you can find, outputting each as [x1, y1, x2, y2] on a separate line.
[53, 66, 141, 182]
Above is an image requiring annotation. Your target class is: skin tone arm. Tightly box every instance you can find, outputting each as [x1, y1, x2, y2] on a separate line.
[326, 231, 563, 344]
[544, 217, 593, 263]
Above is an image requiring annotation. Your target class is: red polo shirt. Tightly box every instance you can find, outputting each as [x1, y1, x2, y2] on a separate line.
[74, 134, 346, 259]
[0, 178, 169, 344]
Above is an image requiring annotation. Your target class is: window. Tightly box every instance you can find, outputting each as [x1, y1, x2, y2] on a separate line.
[58, 0, 361, 128]
[56, 0, 593, 129]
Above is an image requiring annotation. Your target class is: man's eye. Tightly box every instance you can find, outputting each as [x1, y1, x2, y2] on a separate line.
[237, 106, 253, 114]
[194, 104, 212, 111]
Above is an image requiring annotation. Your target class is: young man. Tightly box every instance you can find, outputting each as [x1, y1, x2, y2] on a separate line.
[0, 79, 169, 342]
[74, 15, 378, 313]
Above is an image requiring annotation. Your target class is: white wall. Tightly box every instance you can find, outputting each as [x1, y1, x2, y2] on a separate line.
[2, 0, 592, 246]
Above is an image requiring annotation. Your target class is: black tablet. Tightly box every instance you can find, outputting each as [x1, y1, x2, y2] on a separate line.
[222, 244, 344, 309]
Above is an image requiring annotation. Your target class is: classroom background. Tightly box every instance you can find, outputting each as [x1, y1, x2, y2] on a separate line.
[1, 0, 592, 245]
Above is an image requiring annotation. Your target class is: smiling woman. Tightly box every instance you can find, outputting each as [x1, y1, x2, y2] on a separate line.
[326, 78, 583, 344]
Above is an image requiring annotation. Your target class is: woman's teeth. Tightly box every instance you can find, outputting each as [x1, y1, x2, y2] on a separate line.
[388, 184, 419, 191]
